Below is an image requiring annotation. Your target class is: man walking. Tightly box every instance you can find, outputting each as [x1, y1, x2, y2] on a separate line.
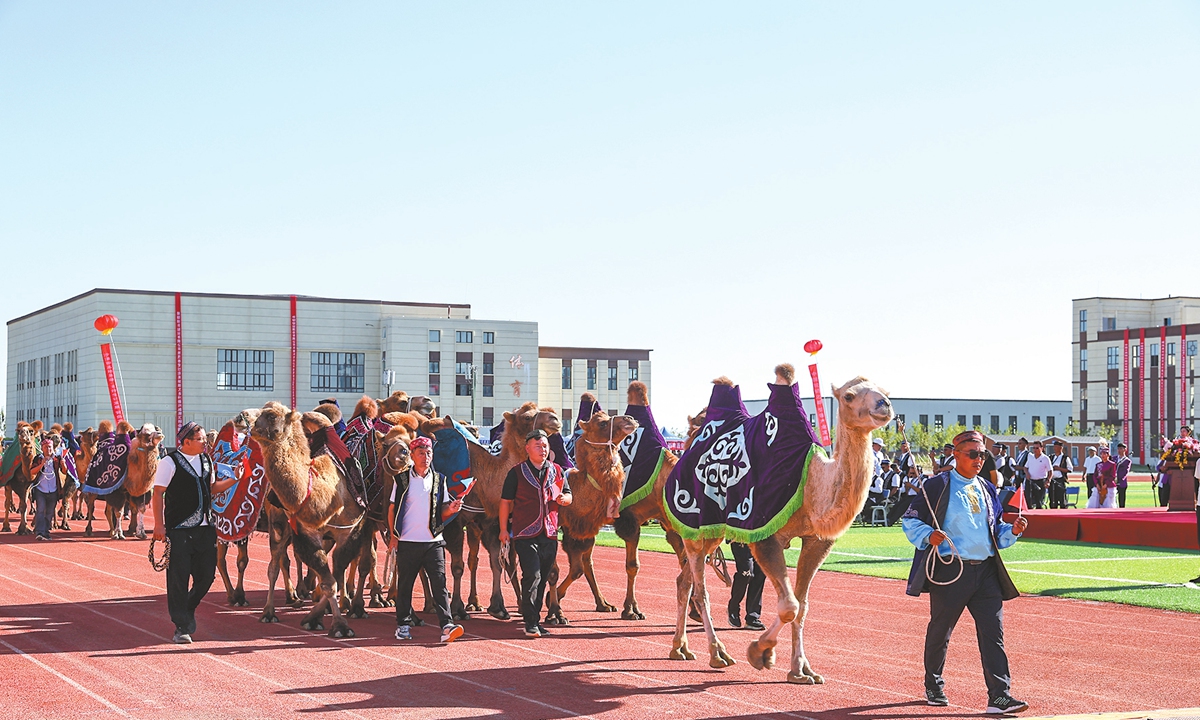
[388, 436, 465, 643]
[31, 435, 63, 541]
[151, 422, 239, 644]
[727, 541, 765, 630]
[498, 429, 572, 637]
[902, 430, 1029, 714]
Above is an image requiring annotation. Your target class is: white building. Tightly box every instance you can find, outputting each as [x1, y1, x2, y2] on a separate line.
[537, 346, 652, 428]
[7, 289, 644, 443]
[745, 396, 1071, 435]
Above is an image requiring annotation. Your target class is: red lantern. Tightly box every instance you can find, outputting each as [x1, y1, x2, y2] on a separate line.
[804, 339, 822, 356]
[94, 314, 119, 336]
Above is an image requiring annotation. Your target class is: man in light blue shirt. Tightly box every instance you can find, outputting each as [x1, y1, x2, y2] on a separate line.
[902, 430, 1029, 715]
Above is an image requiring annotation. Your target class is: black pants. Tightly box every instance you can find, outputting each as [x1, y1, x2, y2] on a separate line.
[1118, 485, 1127, 508]
[1085, 473, 1095, 496]
[1048, 479, 1066, 509]
[728, 542, 764, 619]
[1027, 479, 1046, 509]
[166, 525, 217, 635]
[924, 558, 1011, 700]
[514, 536, 557, 629]
[394, 540, 452, 628]
[888, 495, 915, 526]
[1158, 481, 1171, 507]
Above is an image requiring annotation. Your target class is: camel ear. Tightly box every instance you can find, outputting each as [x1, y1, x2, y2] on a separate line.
[503, 411, 514, 422]
[285, 410, 302, 426]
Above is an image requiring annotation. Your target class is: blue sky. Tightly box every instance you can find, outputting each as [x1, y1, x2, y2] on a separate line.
[2, 2, 1199, 428]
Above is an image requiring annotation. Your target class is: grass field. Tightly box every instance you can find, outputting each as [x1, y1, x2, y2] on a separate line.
[596, 482, 1200, 614]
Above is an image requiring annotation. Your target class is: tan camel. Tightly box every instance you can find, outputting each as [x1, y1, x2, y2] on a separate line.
[252, 402, 417, 637]
[2, 422, 39, 535]
[544, 410, 639, 624]
[84, 422, 162, 540]
[70, 427, 98, 521]
[665, 366, 893, 682]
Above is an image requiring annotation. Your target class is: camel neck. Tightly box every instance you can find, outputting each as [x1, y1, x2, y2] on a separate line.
[262, 441, 311, 510]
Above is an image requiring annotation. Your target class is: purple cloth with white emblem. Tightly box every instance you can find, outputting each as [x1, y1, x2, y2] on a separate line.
[618, 404, 666, 511]
[82, 431, 131, 496]
[664, 383, 818, 543]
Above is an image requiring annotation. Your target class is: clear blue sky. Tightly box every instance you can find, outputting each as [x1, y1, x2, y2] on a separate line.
[2, 2, 1199, 429]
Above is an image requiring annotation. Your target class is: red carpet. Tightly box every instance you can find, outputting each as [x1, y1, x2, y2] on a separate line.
[1022, 507, 1199, 549]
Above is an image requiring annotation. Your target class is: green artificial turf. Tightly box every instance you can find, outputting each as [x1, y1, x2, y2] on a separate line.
[595, 482, 1200, 615]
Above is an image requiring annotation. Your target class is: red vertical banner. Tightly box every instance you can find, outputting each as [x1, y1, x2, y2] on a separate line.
[1160, 325, 1168, 440]
[290, 295, 298, 409]
[175, 293, 184, 432]
[1181, 325, 1189, 428]
[100, 343, 125, 424]
[1138, 329, 1146, 464]
[1122, 330, 1130, 446]
[807, 363, 831, 447]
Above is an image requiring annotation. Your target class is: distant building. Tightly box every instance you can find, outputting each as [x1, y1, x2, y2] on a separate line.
[537, 346, 652, 428]
[745, 396, 1070, 436]
[1072, 296, 1199, 462]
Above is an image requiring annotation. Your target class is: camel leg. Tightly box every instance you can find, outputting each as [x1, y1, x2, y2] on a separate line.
[465, 521, 483, 612]
[745, 535, 797, 671]
[615, 513, 645, 620]
[233, 542, 250, 606]
[784, 536, 834, 684]
[479, 522, 510, 620]
[2, 487, 11, 532]
[347, 535, 374, 620]
[687, 539, 733, 668]
[125, 498, 138, 538]
[83, 494, 95, 537]
[669, 545, 697, 661]
[343, 556, 359, 614]
[16, 487, 32, 536]
[295, 533, 338, 634]
[281, 538, 299, 606]
[217, 541, 236, 604]
[71, 489, 84, 520]
[579, 538, 616, 613]
[443, 520, 468, 621]
[261, 528, 292, 623]
[129, 495, 148, 540]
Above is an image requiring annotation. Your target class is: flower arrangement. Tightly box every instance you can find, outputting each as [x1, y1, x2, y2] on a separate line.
[1160, 435, 1200, 469]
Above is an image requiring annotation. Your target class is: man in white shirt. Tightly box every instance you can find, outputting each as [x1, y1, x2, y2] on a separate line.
[1023, 441, 1053, 510]
[895, 441, 915, 476]
[872, 438, 885, 478]
[388, 435, 465, 643]
[1081, 447, 1100, 498]
[1047, 441, 1074, 510]
[151, 421, 240, 644]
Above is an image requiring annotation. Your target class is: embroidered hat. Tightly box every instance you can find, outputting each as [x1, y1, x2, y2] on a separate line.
[1098, 445, 1111, 455]
[177, 421, 203, 443]
[410, 436, 432, 450]
[952, 430, 985, 448]
[525, 428, 549, 442]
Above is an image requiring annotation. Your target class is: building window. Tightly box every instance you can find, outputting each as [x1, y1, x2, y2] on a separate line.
[428, 375, 440, 396]
[608, 367, 618, 391]
[1047, 416, 1055, 434]
[456, 330, 473, 344]
[428, 351, 440, 374]
[896, 414, 905, 425]
[1081, 398, 1088, 412]
[562, 366, 572, 390]
[919, 414, 928, 427]
[483, 352, 494, 375]
[429, 330, 441, 343]
[1102, 317, 1117, 331]
[934, 415, 943, 431]
[1151, 343, 1160, 367]
[67, 349, 77, 383]
[990, 415, 999, 432]
[1165, 318, 1172, 326]
[482, 407, 494, 426]
[310, 352, 365, 393]
[40, 356, 50, 387]
[1008, 415, 1018, 432]
[629, 366, 639, 382]
[1080, 349, 1088, 372]
[217, 349, 275, 391]
[15, 361, 24, 391]
[1107, 388, 1118, 411]
[957, 415, 966, 427]
[587, 366, 597, 390]
[1168, 343, 1177, 366]
[972, 415, 981, 428]
[1079, 309, 1087, 333]
[1132, 345, 1140, 369]
[563, 409, 573, 426]
[455, 362, 472, 375]
[483, 383, 494, 398]
[483, 332, 494, 344]
[1189, 341, 1198, 357]
[1107, 347, 1119, 370]
[456, 381, 472, 397]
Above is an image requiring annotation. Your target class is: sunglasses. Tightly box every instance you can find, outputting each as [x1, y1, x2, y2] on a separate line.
[959, 450, 988, 460]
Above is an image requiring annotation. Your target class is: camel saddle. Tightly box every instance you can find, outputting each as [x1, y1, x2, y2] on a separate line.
[664, 382, 820, 544]
[618, 403, 667, 513]
[82, 432, 131, 496]
[209, 422, 268, 544]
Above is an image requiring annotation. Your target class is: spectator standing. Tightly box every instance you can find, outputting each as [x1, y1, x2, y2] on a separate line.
[865, 461, 887, 521]
[1012, 438, 1031, 490]
[31, 435, 62, 541]
[1023, 441, 1052, 509]
[872, 438, 885, 478]
[888, 464, 924, 526]
[934, 444, 956, 474]
[895, 441, 915, 476]
[1115, 443, 1132, 509]
[1047, 441, 1074, 510]
[727, 541, 765, 630]
[1081, 447, 1100, 498]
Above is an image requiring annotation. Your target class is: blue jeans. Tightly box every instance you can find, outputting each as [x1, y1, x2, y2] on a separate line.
[34, 489, 56, 537]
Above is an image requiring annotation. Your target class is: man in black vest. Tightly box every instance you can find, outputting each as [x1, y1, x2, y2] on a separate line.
[151, 421, 239, 644]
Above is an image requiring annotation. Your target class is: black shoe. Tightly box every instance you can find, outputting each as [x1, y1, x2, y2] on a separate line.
[744, 615, 765, 631]
[1189, 575, 1200, 584]
[727, 610, 741, 628]
[536, 624, 552, 635]
[987, 695, 1028, 714]
[523, 625, 541, 638]
[925, 688, 949, 707]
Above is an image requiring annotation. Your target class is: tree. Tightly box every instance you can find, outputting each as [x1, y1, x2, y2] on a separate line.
[1032, 420, 1048, 436]
[1090, 423, 1120, 442]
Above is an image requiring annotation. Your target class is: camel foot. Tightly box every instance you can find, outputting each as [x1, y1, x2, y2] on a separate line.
[465, 601, 483, 612]
[747, 640, 776, 671]
[17, 525, 32, 536]
[487, 604, 510, 621]
[688, 606, 702, 622]
[621, 609, 646, 621]
[1, 523, 10, 533]
[300, 618, 325, 631]
[260, 611, 280, 624]
[232, 590, 249, 607]
[669, 644, 696, 661]
[452, 608, 470, 623]
[84, 527, 93, 537]
[329, 622, 354, 639]
[787, 671, 820, 685]
[368, 598, 384, 609]
[543, 611, 569, 626]
[71, 512, 84, 521]
[348, 603, 368, 620]
[709, 641, 736, 669]
[133, 531, 147, 541]
[595, 601, 618, 613]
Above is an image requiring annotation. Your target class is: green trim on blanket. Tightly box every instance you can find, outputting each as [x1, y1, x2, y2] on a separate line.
[663, 444, 825, 544]
[619, 448, 666, 512]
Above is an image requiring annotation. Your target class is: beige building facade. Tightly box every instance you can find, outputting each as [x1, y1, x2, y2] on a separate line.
[537, 346, 652, 429]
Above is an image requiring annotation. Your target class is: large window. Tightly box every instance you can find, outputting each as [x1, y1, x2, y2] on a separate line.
[428, 375, 440, 396]
[483, 376, 494, 397]
[933, 415, 943, 431]
[483, 332, 495, 344]
[456, 330, 473, 344]
[218, 349, 275, 391]
[429, 330, 441, 343]
[1107, 388, 1119, 411]
[428, 351, 440, 374]
[1102, 317, 1117, 331]
[608, 366, 618, 391]
[456, 361, 472, 375]
[310, 352, 364, 393]
[1080, 349, 1087, 372]
[587, 366, 597, 390]
[1047, 416, 1055, 434]
[919, 414, 928, 427]
[990, 415, 999, 433]
[972, 415, 981, 428]
[562, 366, 572, 389]
[1168, 342, 1177, 366]
[482, 407, 494, 425]
[1079, 309, 1087, 333]
[957, 414, 966, 427]
[456, 381, 472, 396]
[1151, 343, 1160, 367]
[1008, 415, 1017, 432]
[1107, 347, 1119, 369]
[629, 366, 639, 382]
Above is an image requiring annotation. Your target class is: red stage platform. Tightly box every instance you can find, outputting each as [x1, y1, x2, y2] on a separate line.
[1021, 507, 1200, 550]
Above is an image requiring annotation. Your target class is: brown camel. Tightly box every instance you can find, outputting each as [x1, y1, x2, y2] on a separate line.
[70, 427, 98, 521]
[215, 408, 261, 608]
[665, 366, 893, 682]
[2, 422, 39, 535]
[544, 410, 639, 625]
[84, 422, 161, 540]
[252, 402, 417, 637]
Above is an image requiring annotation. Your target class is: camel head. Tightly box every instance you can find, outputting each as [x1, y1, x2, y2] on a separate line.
[353, 395, 379, 421]
[684, 409, 708, 451]
[232, 408, 261, 434]
[251, 403, 305, 450]
[98, 420, 114, 436]
[378, 391, 410, 415]
[504, 402, 542, 442]
[133, 423, 164, 453]
[408, 395, 436, 419]
[79, 427, 98, 452]
[301, 411, 333, 438]
[116, 420, 135, 436]
[577, 411, 639, 450]
[831, 376, 894, 432]
[379, 415, 421, 478]
[536, 406, 563, 436]
[16, 423, 38, 458]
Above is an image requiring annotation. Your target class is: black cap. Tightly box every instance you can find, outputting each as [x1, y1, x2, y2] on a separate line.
[321, 397, 339, 406]
[1117, 442, 1127, 448]
[525, 429, 549, 442]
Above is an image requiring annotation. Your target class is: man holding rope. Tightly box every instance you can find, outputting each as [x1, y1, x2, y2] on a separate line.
[901, 430, 1029, 715]
[151, 421, 240, 645]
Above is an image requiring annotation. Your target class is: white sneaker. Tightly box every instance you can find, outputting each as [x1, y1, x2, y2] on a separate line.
[395, 625, 412, 641]
[441, 624, 464, 643]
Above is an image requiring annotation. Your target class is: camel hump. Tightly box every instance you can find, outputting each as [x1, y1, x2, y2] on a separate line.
[712, 376, 734, 387]
[353, 395, 378, 420]
[774, 363, 795, 384]
[627, 381, 649, 406]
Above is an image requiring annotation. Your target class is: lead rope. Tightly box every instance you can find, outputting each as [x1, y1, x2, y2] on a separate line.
[920, 478, 962, 586]
[148, 538, 170, 571]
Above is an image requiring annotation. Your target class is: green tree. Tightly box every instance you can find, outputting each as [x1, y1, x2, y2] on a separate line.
[1090, 423, 1120, 442]
[1033, 420, 1048, 436]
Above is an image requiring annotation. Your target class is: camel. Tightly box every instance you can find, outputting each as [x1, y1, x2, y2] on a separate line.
[84, 422, 162, 540]
[252, 402, 418, 637]
[544, 410, 639, 624]
[664, 366, 893, 682]
[2, 422, 39, 534]
[215, 408, 262, 608]
[69, 427, 98, 521]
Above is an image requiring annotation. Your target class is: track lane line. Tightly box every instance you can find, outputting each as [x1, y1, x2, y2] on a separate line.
[0, 637, 134, 718]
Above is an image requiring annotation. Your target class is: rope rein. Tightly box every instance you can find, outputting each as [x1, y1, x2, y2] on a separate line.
[919, 478, 963, 586]
[148, 538, 170, 571]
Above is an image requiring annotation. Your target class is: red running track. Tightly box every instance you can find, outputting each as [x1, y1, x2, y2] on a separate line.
[2, 529, 1199, 719]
